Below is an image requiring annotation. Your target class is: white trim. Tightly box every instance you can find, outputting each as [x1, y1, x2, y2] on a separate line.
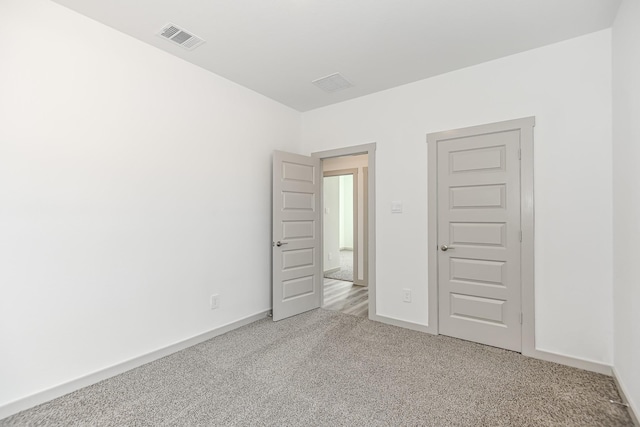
[519, 117, 536, 358]
[426, 135, 439, 335]
[370, 313, 435, 334]
[529, 349, 612, 375]
[374, 314, 611, 377]
[612, 367, 640, 426]
[0, 310, 269, 420]
[362, 166, 369, 287]
[312, 143, 376, 319]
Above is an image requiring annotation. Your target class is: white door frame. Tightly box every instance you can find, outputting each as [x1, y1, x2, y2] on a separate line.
[312, 143, 376, 320]
[427, 117, 535, 353]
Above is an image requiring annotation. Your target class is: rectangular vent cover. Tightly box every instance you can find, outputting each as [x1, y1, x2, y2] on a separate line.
[312, 73, 354, 93]
[157, 23, 205, 50]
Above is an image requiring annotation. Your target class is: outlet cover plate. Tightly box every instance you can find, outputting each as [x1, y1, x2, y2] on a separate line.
[210, 294, 220, 309]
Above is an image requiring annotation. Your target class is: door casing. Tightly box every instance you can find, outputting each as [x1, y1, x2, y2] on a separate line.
[427, 117, 535, 355]
[312, 143, 376, 320]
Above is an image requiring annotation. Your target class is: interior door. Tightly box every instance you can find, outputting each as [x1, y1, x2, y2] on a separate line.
[437, 129, 522, 351]
[272, 151, 321, 321]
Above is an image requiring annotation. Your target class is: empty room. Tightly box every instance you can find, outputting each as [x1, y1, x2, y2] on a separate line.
[1, 0, 638, 425]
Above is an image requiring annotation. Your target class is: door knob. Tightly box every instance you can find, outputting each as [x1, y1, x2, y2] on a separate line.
[440, 244, 454, 251]
[276, 241, 288, 247]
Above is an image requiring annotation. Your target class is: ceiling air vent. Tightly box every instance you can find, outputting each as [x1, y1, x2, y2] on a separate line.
[157, 23, 205, 50]
[312, 73, 354, 93]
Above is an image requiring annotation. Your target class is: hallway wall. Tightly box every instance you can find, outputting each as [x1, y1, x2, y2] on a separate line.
[323, 155, 368, 284]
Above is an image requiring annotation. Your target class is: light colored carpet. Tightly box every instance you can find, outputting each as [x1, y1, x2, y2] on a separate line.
[324, 249, 353, 282]
[1, 309, 632, 426]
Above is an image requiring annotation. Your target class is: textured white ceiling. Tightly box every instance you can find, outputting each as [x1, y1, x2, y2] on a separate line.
[52, 0, 621, 111]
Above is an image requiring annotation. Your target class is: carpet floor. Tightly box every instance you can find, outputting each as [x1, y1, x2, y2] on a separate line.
[1, 309, 632, 426]
[323, 250, 353, 282]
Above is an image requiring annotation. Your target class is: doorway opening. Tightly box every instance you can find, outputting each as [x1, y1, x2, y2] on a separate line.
[323, 172, 355, 283]
[320, 155, 369, 317]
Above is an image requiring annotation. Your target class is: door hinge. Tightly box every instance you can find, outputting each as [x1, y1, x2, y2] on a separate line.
[520, 313, 523, 324]
[518, 149, 521, 160]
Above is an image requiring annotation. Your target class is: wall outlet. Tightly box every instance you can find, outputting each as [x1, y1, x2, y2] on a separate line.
[402, 288, 412, 303]
[210, 294, 220, 310]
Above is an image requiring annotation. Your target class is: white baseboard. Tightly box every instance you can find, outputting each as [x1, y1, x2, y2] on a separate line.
[369, 313, 436, 335]
[612, 367, 640, 426]
[370, 315, 610, 375]
[0, 310, 269, 420]
[323, 267, 340, 274]
[523, 347, 612, 375]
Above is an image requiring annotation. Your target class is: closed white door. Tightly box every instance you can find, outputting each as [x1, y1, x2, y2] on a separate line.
[437, 129, 522, 351]
[272, 151, 321, 321]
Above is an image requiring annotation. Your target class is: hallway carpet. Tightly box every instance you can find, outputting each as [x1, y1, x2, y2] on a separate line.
[2, 310, 632, 426]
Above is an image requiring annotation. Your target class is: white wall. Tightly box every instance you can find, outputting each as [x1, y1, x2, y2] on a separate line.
[612, 0, 640, 415]
[323, 155, 369, 283]
[339, 175, 354, 249]
[301, 30, 614, 365]
[323, 176, 341, 272]
[0, 0, 300, 410]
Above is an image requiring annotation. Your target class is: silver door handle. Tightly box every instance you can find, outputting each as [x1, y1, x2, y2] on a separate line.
[440, 245, 454, 251]
[276, 241, 288, 247]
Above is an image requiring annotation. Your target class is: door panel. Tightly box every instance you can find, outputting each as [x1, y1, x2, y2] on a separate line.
[272, 151, 321, 321]
[450, 293, 506, 324]
[437, 129, 521, 351]
[450, 184, 506, 209]
[450, 222, 506, 247]
[450, 258, 506, 286]
[282, 248, 314, 270]
[282, 276, 315, 300]
[282, 221, 314, 240]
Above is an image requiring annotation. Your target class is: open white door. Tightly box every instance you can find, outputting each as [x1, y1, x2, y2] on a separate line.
[272, 151, 321, 321]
